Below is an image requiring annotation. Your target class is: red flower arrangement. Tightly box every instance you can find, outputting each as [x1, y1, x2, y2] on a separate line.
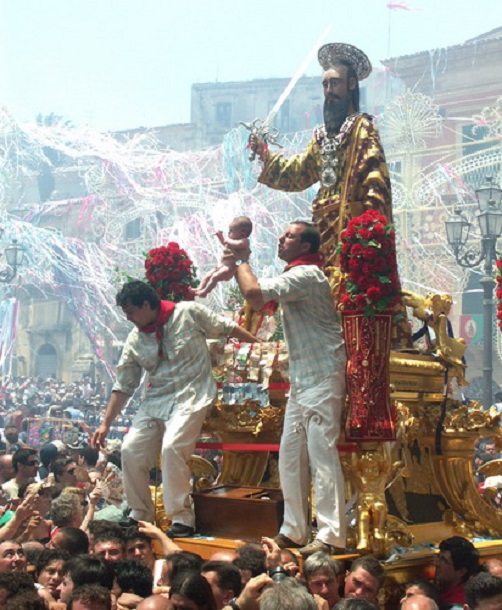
[496, 257, 502, 331]
[144, 242, 199, 302]
[337, 209, 401, 316]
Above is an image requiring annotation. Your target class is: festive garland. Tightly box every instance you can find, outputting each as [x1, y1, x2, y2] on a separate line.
[144, 242, 199, 302]
[496, 256, 502, 331]
[337, 209, 401, 316]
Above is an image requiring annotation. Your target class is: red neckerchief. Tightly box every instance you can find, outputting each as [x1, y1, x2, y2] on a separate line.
[262, 253, 324, 313]
[283, 252, 324, 272]
[138, 300, 176, 357]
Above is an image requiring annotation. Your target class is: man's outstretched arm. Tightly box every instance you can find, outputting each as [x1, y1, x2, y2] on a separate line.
[92, 391, 130, 450]
[235, 262, 265, 311]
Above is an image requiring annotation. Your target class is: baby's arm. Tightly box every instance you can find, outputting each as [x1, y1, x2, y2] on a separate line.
[225, 236, 250, 252]
[215, 230, 226, 246]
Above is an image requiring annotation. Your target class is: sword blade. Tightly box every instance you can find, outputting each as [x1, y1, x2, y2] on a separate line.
[262, 24, 332, 131]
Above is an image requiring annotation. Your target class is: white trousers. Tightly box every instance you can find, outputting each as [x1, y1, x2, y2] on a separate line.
[278, 373, 346, 547]
[121, 405, 209, 526]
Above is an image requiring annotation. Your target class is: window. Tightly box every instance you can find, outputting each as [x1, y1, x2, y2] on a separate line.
[215, 103, 232, 128]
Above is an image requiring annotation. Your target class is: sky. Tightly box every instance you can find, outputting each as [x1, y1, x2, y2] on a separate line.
[1, 0, 500, 131]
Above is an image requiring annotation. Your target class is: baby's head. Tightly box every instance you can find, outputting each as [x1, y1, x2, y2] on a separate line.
[229, 216, 253, 239]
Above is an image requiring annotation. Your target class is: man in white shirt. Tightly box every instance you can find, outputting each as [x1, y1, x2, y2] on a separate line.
[234, 220, 346, 556]
[92, 280, 257, 538]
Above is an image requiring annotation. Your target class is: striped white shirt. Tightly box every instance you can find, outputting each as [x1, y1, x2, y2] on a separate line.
[259, 266, 344, 386]
[113, 302, 236, 419]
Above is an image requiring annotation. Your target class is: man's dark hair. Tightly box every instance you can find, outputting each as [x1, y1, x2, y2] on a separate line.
[334, 599, 378, 610]
[465, 572, 502, 609]
[403, 580, 440, 605]
[234, 543, 267, 578]
[39, 442, 59, 469]
[54, 527, 90, 555]
[201, 560, 243, 597]
[4, 590, 46, 610]
[12, 448, 37, 473]
[35, 548, 70, 577]
[65, 554, 115, 590]
[292, 221, 321, 254]
[52, 457, 75, 481]
[165, 551, 203, 584]
[349, 557, 385, 588]
[93, 525, 125, 548]
[170, 571, 217, 610]
[0, 571, 35, 596]
[439, 536, 479, 582]
[67, 583, 112, 610]
[79, 446, 99, 467]
[114, 559, 154, 599]
[116, 280, 160, 309]
[124, 525, 152, 547]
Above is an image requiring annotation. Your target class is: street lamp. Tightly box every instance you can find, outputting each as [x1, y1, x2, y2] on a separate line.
[445, 177, 502, 408]
[0, 234, 26, 283]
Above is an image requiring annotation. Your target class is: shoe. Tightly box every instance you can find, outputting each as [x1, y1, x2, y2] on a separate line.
[299, 539, 346, 557]
[273, 533, 303, 549]
[166, 523, 195, 539]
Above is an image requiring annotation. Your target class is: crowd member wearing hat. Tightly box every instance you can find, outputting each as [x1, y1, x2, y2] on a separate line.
[249, 41, 410, 349]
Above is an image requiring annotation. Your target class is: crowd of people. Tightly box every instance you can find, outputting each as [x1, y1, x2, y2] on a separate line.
[0, 429, 498, 609]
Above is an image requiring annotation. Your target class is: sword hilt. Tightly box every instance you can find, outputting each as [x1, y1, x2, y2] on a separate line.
[240, 118, 283, 161]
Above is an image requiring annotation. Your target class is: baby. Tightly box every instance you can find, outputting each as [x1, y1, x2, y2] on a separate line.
[194, 216, 252, 298]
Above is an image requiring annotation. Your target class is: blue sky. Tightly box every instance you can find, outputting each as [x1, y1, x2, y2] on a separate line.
[1, 0, 500, 130]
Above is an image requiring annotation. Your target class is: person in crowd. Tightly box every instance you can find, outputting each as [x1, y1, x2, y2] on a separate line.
[92, 526, 126, 562]
[159, 552, 203, 590]
[464, 572, 502, 610]
[234, 221, 346, 556]
[170, 571, 218, 610]
[51, 492, 84, 529]
[0, 571, 36, 607]
[260, 577, 317, 610]
[39, 441, 67, 480]
[344, 557, 385, 602]
[17, 481, 53, 543]
[401, 596, 438, 610]
[201, 561, 243, 610]
[434, 536, 479, 608]
[400, 580, 440, 607]
[57, 555, 115, 605]
[304, 552, 343, 609]
[2, 448, 39, 500]
[66, 583, 112, 610]
[4, 589, 47, 610]
[234, 544, 267, 584]
[0, 455, 13, 486]
[35, 548, 69, 601]
[0, 540, 27, 573]
[52, 456, 79, 492]
[93, 280, 258, 538]
[48, 526, 90, 555]
[115, 559, 154, 606]
[138, 595, 173, 610]
[124, 525, 166, 586]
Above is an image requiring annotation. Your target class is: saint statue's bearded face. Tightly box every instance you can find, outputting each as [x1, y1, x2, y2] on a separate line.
[322, 66, 356, 135]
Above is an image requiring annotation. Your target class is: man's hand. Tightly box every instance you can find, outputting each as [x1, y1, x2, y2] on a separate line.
[92, 424, 109, 450]
[261, 536, 281, 572]
[88, 481, 103, 507]
[231, 573, 273, 610]
[248, 134, 268, 161]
